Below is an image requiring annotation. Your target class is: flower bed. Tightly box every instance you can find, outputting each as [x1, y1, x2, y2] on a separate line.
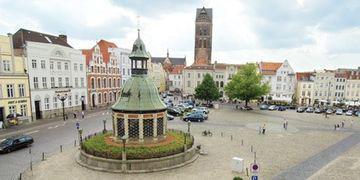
[81, 130, 193, 160]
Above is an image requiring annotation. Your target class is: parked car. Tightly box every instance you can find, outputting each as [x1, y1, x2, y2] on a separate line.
[167, 108, 182, 116]
[278, 106, 286, 111]
[326, 109, 334, 114]
[306, 107, 314, 113]
[314, 108, 323, 114]
[192, 107, 209, 114]
[167, 114, 174, 120]
[345, 110, 353, 116]
[268, 105, 278, 111]
[287, 105, 297, 110]
[296, 107, 306, 113]
[0, 135, 34, 154]
[186, 110, 208, 120]
[355, 111, 360, 117]
[183, 113, 205, 122]
[335, 109, 343, 115]
[259, 104, 269, 110]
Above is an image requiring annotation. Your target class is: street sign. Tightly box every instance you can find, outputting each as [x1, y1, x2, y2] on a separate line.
[250, 163, 260, 173]
[251, 175, 258, 180]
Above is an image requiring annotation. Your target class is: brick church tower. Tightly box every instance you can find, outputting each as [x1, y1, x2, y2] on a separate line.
[194, 7, 212, 65]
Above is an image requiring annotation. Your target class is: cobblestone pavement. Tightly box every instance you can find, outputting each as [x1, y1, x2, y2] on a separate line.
[21, 107, 360, 180]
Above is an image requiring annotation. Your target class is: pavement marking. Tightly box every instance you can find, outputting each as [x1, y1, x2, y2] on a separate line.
[24, 130, 39, 135]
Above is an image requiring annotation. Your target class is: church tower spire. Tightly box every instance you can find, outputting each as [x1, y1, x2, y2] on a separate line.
[194, 6, 212, 65]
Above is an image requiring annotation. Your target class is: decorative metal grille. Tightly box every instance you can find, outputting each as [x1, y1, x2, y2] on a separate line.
[157, 118, 164, 135]
[143, 119, 153, 137]
[128, 119, 139, 138]
[117, 118, 125, 137]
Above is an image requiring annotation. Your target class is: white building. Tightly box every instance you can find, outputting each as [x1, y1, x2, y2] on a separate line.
[112, 47, 131, 86]
[13, 29, 87, 120]
[259, 60, 296, 102]
[168, 66, 184, 92]
[313, 70, 336, 105]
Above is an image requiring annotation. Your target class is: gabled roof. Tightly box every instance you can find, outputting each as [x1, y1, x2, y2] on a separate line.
[151, 57, 186, 66]
[196, 7, 213, 21]
[185, 64, 214, 70]
[82, 39, 118, 65]
[12, 28, 72, 49]
[259, 61, 283, 75]
[296, 72, 314, 81]
[170, 65, 186, 74]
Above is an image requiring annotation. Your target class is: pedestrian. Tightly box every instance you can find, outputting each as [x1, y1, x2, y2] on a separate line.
[341, 120, 345, 128]
[283, 119, 286, 129]
[258, 125, 262, 135]
[262, 123, 266, 135]
[285, 120, 288, 130]
[334, 124, 337, 130]
[73, 112, 77, 119]
[81, 111, 85, 119]
[337, 124, 340, 129]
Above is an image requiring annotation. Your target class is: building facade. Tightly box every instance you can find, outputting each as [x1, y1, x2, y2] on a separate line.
[148, 56, 167, 93]
[12, 29, 87, 120]
[344, 69, 360, 101]
[313, 70, 336, 105]
[112, 47, 131, 86]
[82, 40, 122, 108]
[259, 60, 296, 102]
[295, 72, 315, 106]
[0, 34, 32, 123]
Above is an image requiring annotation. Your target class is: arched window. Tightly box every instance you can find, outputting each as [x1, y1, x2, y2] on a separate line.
[91, 78, 95, 89]
[109, 78, 112, 88]
[220, 81, 224, 88]
[109, 92, 113, 102]
[216, 81, 219, 87]
[103, 78, 106, 88]
[98, 93, 102, 104]
[97, 78, 101, 88]
[113, 78, 116, 87]
[104, 93, 107, 103]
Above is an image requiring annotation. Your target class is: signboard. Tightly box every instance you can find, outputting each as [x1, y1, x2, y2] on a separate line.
[251, 175, 258, 180]
[250, 163, 260, 173]
[8, 99, 27, 104]
[55, 89, 71, 94]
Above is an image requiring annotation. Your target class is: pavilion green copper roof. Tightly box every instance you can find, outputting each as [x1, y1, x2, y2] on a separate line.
[129, 30, 149, 60]
[111, 74, 167, 113]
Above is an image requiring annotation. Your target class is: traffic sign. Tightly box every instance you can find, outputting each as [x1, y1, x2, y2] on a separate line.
[250, 163, 260, 173]
[251, 175, 258, 180]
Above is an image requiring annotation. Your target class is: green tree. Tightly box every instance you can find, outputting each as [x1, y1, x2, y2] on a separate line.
[195, 73, 221, 102]
[225, 63, 270, 106]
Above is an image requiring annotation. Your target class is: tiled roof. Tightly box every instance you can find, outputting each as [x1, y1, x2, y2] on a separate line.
[82, 39, 117, 65]
[12, 28, 72, 49]
[214, 63, 227, 69]
[170, 65, 185, 74]
[259, 61, 283, 75]
[344, 71, 360, 80]
[185, 64, 214, 70]
[151, 57, 186, 66]
[296, 72, 314, 81]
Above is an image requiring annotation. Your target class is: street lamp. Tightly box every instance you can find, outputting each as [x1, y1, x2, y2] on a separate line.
[78, 128, 83, 144]
[102, 112, 109, 134]
[187, 121, 191, 134]
[121, 135, 128, 152]
[57, 93, 68, 121]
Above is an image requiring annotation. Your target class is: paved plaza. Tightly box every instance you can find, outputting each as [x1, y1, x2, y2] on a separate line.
[22, 105, 360, 180]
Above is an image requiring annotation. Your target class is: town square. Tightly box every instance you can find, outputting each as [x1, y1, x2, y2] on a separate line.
[0, 0, 360, 180]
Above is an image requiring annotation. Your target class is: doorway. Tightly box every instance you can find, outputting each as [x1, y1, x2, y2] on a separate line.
[34, 100, 42, 119]
[92, 94, 96, 108]
[81, 96, 86, 110]
[0, 107, 4, 123]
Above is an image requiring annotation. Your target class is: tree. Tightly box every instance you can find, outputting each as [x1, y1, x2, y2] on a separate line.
[195, 73, 221, 102]
[225, 63, 270, 106]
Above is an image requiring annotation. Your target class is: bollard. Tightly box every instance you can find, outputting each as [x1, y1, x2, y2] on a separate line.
[74, 140, 77, 147]
[60, 145, 63, 152]
[221, 132, 223, 137]
[246, 167, 249, 176]
[42, 152, 45, 161]
[251, 145, 253, 152]
[29, 148, 31, 154]
[231, 135, 233, 141]
[30, 161, 33, 171]
[241, 139, 244, 146]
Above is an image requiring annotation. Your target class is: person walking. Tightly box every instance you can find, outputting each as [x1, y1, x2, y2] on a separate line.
[258, 125, 262, 135]
[334, 124, 337, 130]
[341, 120, 345, 128]
[285, 120, 288, 130]
[81, 111, 85, 119]
[283, 119, 286, 129]
[262, 123, 266, 135]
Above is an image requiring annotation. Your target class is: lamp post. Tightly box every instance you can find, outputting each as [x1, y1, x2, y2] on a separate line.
[78, 128, 83, 144]
[57, 93, 68, 121]
[102, 112, 109, 134]
[121, 135, 128, 152]
[187, 121, 191, 134]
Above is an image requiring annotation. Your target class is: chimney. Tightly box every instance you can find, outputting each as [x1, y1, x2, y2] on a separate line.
[59, 34, 67, 43]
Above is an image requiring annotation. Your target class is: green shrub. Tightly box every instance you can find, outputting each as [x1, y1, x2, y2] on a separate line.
[82, 130, 193, 160]
[233, 177, 243, 180]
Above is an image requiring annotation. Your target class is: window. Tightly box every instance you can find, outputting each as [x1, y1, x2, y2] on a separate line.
[188, 73, 190, 78]
[277, 76, 282, 82]
[57, 62, 61, 70]
[68, 95, 72, 106]
[7, 84, 14, 98]
[32, 60, 37, 68]
[79, 64, 83, 71]
[50, 77, 55, 88]
[187, 81, 191, 87]
[74, 63, 78, 71]
[198, 73, 201, 78]
[75, 78, 78, 87]
[64, 62, 69, 70]
[50, 61, 54, 69]
[65, 77, 69, 87]
[42, 77, 47, 88]
[81, 78, 84, 87]
[123, 68, 125, 75]
[41, 60, 45, 69]
[44, 97, 50, 110]
[108, 79, 111, 88]
[8, 105, 16, 115]
[128, 69, 130, 75]
[53, 97, 58, 109]
[91, 78, 95, 89]
[98, 93, 102, 104]
[58, 77, 62, 87]
[302, 91, 305, 96]
[20, 104, 27, 116]
[98, 79, 102, 88]
[103, 78, 106, 88]
[34, 77, 39, 89]
[75, 95, 79, 105]
[18, 84, 25, 97]
[3, 60, 11, 71]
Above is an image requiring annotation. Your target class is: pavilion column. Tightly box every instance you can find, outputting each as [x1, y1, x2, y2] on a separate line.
[139, 115, 144, 142]
[124, 114, 129, 142]
[113, 114, 118, 138]
[153, 117, 158, 141]
[163, 113, 167, 136]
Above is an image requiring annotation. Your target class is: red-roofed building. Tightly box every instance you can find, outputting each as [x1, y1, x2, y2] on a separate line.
[168, 65, 186, 92]
[82, 40, 121, 108]
[295, 72, 315, 105]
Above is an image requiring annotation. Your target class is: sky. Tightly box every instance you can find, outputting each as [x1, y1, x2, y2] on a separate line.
[0, 0, 359, 72]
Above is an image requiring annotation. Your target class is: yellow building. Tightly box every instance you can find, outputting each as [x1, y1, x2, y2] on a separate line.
[0, 34, 32, 125]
